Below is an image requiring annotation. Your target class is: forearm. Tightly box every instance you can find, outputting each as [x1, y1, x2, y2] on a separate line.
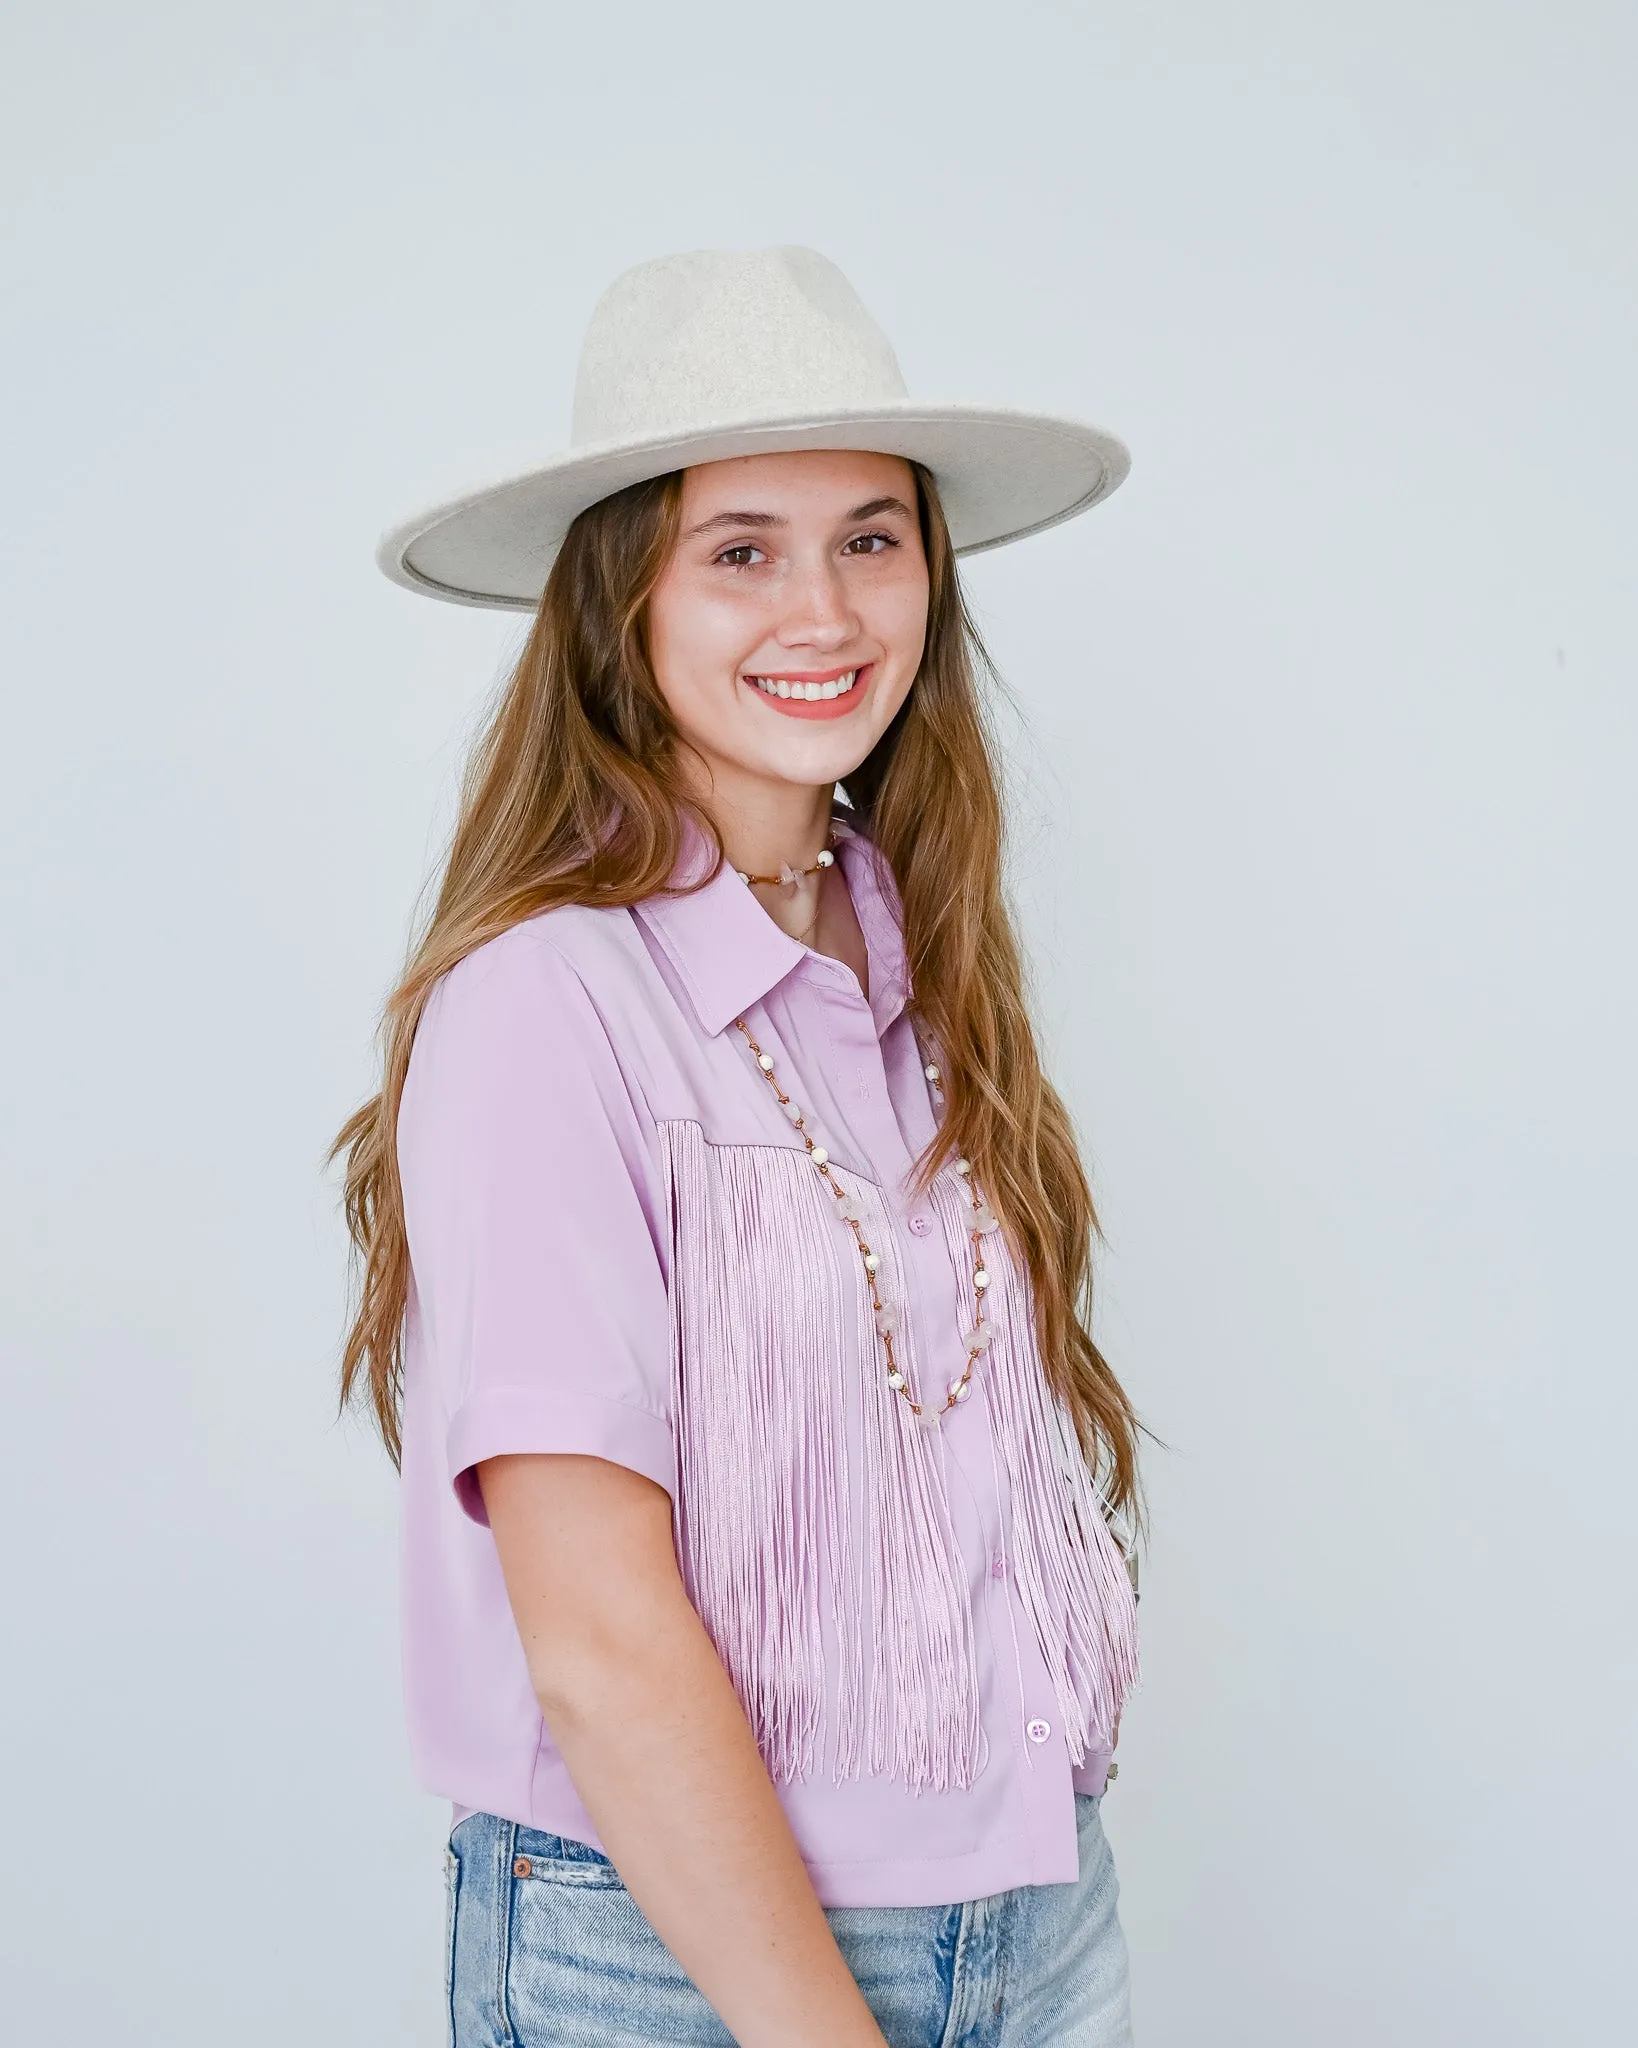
[478, 1453, 885, 2048]
[538, 1590, 883, 2047]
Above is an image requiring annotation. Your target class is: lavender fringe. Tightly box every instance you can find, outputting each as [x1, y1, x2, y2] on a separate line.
[659, 1119, 1138, 1791]
[926, 1169, 1141, 1762]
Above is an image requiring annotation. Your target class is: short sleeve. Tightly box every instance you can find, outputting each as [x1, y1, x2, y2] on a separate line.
[397, 924, 674, 1525]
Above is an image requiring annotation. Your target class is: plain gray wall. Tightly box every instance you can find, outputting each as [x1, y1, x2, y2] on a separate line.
[3, 4, 1633, 2041]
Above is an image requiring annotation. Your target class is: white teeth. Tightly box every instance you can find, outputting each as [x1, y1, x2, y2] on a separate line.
[747, 668, 859, 699]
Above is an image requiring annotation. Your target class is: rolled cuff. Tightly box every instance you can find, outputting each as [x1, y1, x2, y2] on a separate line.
[447, 1386, 677, 1525]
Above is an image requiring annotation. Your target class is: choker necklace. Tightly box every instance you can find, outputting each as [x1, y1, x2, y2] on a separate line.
[734, 830, 838, 890]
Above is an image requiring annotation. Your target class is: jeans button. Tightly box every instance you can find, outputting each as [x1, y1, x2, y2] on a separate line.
[1026, 1717, 1052, 1744]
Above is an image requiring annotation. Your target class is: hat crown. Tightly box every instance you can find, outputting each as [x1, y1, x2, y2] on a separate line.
[570, 245, 909, 450]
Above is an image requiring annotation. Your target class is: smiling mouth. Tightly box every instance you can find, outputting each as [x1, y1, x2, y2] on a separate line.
[743, 666, 863, 702]
[740, 662, 875, 723]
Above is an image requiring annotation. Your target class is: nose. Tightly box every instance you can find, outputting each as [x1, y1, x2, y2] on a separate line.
[774, 552, 859, 654]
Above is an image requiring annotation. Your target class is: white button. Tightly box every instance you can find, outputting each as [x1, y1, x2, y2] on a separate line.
[908, 1214, 933, 1237]
[1026, 1717, 1052, 1744]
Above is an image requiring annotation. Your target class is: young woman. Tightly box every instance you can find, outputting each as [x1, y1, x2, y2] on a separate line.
[334, 247, 1149, 2047]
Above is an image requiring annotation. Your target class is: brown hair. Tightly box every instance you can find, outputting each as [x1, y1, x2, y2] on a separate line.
[329, 463, 1151, 1539]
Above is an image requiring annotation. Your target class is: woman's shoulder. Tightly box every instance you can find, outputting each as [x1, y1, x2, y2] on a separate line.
[403, 902, 664, 1140]
[413, 899, 667, 1086]
[434, 899, 640, 1005]
[398, 904, 673, 1218]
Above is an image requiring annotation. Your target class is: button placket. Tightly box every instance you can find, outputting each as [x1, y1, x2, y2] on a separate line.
[815, 976, 903, 1167]
[786, 977, 899, 1192]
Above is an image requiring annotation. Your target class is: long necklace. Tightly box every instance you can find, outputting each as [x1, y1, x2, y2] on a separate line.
[731, 1013, 1001, 1430]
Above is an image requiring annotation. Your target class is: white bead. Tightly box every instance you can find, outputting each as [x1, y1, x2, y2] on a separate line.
[973, 1268, 989, 1290]
[810, 1146, 828, 1166]
[781, 1098, 803, 1123]
[923, 1063, 940, 1082]
[862, 1252, 879, 1273]
[950, 1377, 973, 1402]
[736, 870, 750, 883]
[955, 1157, 972, 1176]
[758, 1052, 774, 1071]
[816, 848, 834, 866]
[886, 1370, 906, 1391]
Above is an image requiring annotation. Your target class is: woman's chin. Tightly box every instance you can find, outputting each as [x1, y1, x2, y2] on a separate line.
[744, 731, 881, 790]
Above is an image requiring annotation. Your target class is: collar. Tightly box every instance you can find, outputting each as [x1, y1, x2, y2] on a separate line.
[632, 800, 913, 1041]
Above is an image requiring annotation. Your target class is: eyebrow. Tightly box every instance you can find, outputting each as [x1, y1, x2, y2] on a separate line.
[681, 495, 917, 542]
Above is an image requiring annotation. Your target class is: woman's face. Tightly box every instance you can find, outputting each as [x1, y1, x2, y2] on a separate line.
[645, 448, 930, 800]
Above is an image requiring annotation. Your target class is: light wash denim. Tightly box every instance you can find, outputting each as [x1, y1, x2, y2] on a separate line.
[446, 1792, 1134, 2046]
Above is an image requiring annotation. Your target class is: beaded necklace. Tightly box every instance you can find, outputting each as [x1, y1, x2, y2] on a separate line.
[731, 830, 1000, 1431]
[732, 846, 836, 888]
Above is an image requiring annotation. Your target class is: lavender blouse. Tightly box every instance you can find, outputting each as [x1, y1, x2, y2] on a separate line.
[396, 800, 1139, 1909]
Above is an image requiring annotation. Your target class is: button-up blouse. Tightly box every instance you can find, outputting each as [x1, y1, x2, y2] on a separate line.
[397, 799, 1139, 1909]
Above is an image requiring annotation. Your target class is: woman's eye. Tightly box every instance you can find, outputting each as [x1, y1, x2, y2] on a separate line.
[844, 531, 898, 556]
[715, 543, 766, 568]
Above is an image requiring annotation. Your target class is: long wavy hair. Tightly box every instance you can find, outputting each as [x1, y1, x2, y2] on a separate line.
[330, 461, 1151, 1540]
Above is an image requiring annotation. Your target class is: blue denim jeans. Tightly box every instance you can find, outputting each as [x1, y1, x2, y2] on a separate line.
[446, 1792, 1134, 2046]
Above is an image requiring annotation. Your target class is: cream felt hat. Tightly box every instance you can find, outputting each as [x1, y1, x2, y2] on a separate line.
[376, 245, 1130, 611]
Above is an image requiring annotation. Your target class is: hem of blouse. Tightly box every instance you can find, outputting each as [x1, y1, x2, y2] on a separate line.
[437, 1792, 1087, 1909]
[1071, 1747, 1115, 1796]
[801, 1832, 1079, 1909]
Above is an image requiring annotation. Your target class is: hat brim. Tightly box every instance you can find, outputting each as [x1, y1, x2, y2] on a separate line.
[375, 402, 1130, 611]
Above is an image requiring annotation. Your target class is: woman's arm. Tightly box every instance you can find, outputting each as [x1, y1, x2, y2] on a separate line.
[478, 1451, 889, 2048]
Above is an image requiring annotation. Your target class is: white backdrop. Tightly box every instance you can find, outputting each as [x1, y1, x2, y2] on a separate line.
[3, 5, 1633, 2042]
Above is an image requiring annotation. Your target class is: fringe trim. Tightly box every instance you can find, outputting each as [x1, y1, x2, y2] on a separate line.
[926, 1171, 1141, 1760]
[659, 1118, 1135, 1789]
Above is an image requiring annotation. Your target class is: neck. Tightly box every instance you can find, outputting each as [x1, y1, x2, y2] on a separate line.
[681, 763, 838, 879]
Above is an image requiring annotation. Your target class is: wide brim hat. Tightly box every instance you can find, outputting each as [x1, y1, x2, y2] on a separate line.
[376, 245, 1131, 612]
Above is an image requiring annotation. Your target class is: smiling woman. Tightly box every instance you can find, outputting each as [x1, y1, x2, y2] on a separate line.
[334, 245, 1147, 2048]
[651, 454, 928, 768]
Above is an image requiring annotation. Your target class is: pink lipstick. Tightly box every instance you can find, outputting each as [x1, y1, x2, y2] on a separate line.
[741, 662, 872, 721]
